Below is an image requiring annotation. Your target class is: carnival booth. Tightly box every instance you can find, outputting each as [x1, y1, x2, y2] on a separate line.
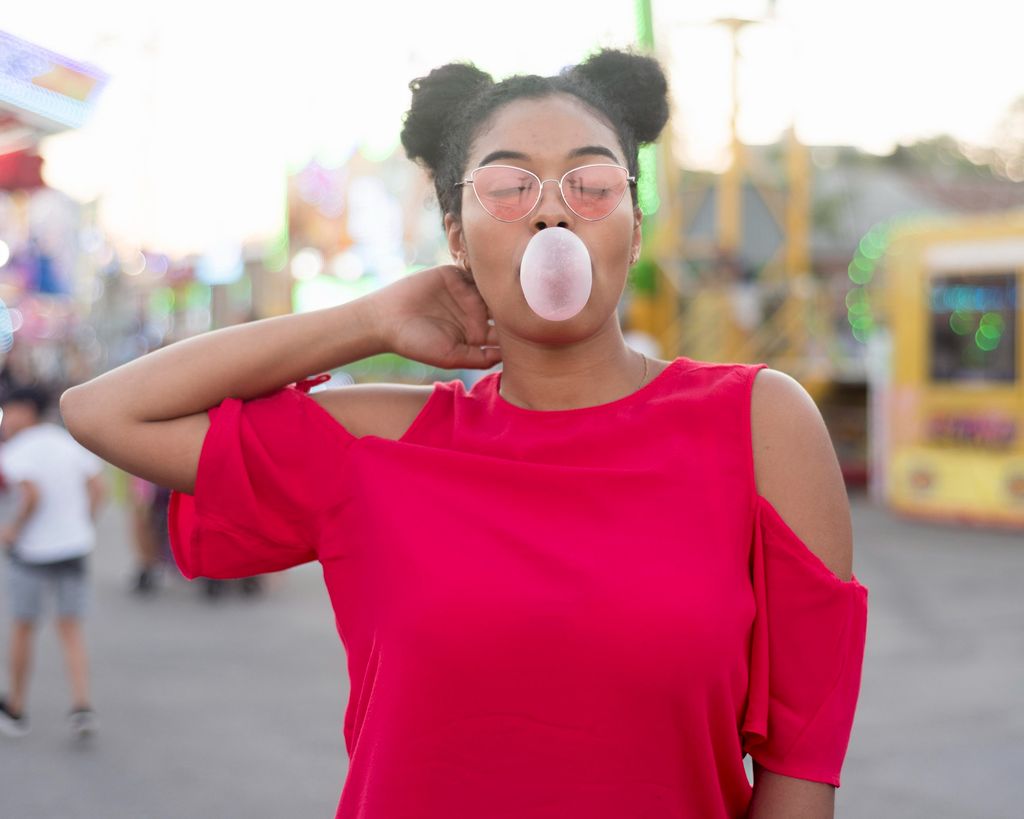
[872, 211, 1024, 528]
[0, 30, 107, 386]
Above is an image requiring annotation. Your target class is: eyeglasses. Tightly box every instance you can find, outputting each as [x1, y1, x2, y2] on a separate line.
[455, 163, 637, 222]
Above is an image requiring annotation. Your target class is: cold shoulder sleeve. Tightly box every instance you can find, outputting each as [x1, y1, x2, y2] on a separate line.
[168, 377, 355, 580]
[741, 493, 869, 787]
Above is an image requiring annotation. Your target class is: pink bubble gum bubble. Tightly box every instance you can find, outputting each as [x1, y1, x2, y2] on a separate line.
[519, 228, 593, 321]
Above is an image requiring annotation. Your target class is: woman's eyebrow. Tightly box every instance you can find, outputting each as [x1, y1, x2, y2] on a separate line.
[477, 145, 620, 167]
[567, 145, 620, 162]
[479, 150, 530, 166]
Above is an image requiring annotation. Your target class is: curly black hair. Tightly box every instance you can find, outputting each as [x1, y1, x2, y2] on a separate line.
[400, 49, 670, 223]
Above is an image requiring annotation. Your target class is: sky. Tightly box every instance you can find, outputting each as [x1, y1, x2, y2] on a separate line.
[4, 0, 1023, 254]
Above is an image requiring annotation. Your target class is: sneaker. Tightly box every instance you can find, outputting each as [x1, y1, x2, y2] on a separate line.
[68, 706, 98, 738]
[0, 698, 29, 738]
[132, 567, 158, 595]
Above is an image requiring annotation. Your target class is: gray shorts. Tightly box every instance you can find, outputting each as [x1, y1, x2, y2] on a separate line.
[5, 554, 89, 622]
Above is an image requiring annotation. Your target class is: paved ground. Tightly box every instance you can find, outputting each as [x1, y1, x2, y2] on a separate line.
[0, 488, 1021, 818]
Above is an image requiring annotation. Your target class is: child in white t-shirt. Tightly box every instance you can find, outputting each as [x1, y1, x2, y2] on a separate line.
[0, 386, 106, 739]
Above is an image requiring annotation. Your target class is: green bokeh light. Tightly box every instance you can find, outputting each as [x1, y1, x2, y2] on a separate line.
[263, 232, 289, 274]
[949, 310, 974, 335]
[149, 287, 175, 316]
[848, 260, 873, 285]
[184, 282, 211, 309]
[980, 311, 1005, 331]
[845, 287, 869, 309]
[978, 322, 1003, 340]
[858, 238, 883, 260]
[293, 274, 370, 314]
[846, 223, 891, 344]
[975, 328, 1000, 351]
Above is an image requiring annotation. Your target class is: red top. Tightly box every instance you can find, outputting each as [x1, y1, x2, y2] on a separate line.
[169, 356, 868, 818]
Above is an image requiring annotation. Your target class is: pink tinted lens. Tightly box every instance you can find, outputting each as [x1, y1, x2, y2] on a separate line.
[472, 166, 539, 221]
[562, 165, 629, 220]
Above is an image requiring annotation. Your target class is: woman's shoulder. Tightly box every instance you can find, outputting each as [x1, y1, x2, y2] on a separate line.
[310, 383, 435, 441]
[750, 368, 853, 581]
[643, 356, 764, 402]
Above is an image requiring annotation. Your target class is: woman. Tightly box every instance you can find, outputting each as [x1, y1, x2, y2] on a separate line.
[61, 49, 868, 818]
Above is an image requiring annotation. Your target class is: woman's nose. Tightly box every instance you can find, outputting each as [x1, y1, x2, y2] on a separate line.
[531, 179, 573, 231]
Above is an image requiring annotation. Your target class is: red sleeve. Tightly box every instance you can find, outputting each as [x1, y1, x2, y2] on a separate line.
[168, 378, 354, 580]
[741, 494, 869, 787]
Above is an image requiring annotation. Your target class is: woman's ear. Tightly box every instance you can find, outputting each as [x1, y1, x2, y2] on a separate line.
[444, 213, 470, 271]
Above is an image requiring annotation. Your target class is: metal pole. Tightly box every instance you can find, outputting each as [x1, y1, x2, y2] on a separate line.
[716, 18, 749, 260]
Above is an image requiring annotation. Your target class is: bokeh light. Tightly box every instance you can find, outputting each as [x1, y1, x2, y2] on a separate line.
[291, 248, 324, 281]
[846, 223, 890, 342]
[949, 310, 974, 335]
[123, 249, 147, 277]
[0, 298, 15, 352]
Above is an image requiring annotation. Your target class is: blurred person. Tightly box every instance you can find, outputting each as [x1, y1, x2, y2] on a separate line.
[128, 473, 263, 601]
[0, 346, 37, 397]
[0, 385, 105, 739]
[127, 475, 175, 594]
[198, 574, 263, 602]
[61, 50, 867, 818]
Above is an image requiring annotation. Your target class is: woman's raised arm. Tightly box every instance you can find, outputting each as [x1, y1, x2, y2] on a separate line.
[59, 297, 385, 494]
[61, 265, 499, 494]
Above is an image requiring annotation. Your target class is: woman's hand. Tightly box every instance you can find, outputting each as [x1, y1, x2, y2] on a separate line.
[367, 265, 503, 370]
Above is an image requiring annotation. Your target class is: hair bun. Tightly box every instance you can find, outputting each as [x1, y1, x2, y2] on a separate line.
[401, 63, 494, 172]
[569, 49, 669, 144]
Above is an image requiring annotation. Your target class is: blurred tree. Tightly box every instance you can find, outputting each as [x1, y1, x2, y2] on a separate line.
[888, 135, 993, 176]
[988, 96, 1024, 182]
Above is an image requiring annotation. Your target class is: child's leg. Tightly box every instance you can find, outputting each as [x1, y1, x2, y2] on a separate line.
[6, 559, 43, 714]
[54, 558, 92, 710]
[55, 617, 90, 710]
[8, 620, 35, 714]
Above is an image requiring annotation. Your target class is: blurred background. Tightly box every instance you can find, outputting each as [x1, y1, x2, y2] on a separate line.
[0, 1, 1021, 817]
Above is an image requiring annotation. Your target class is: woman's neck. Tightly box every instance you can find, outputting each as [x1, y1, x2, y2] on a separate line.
[495, 329, 648, 412]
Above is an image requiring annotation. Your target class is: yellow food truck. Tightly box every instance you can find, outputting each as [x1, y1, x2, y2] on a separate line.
[870, 210, 1024, 529]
